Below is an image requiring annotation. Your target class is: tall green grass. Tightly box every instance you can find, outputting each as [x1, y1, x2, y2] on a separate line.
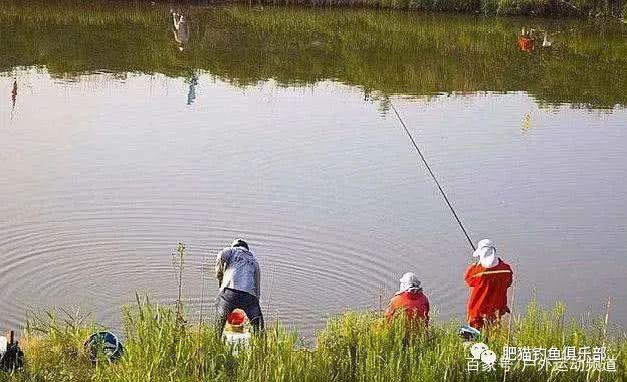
[1, 297, 624, 381]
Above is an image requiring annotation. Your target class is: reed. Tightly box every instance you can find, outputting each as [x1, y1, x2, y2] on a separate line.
[2, 298, 625, 381]
[171, 243, 187, 322]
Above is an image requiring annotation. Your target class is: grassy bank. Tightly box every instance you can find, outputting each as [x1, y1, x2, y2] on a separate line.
[2, 4, 627, 109]
[1, 298, 625, 381]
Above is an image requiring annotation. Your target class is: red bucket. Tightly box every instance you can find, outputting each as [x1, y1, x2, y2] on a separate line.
[226, 309, 247, 326]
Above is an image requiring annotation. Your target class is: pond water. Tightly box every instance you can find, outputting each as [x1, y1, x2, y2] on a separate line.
[1, 3, 626, 337]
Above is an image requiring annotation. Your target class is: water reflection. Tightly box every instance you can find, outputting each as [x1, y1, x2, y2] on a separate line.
[171, 9, 190, 52]
[187, 72, 199, 106]
[518, 29, 535, 52]
[521, 112, 532, 132]
[1, 4, 624, 109]
[10, 80, 17, 120]
[518, 28, 554, 52]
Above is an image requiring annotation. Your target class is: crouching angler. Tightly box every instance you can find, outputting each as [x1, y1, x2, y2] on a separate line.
[214, 238, 264, 334]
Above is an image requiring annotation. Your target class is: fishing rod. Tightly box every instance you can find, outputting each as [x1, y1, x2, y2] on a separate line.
[390, 102, 476, 252]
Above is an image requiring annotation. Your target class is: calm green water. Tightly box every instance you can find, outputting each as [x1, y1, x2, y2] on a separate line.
[1, 3, 626, 336]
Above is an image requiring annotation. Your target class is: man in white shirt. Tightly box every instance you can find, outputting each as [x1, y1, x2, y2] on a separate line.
[214, 238, 263, 333]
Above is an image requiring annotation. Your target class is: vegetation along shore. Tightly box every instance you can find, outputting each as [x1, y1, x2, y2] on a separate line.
[2, 2, 626, 382]
[0, 246, 624, 381]
[0, 296, 623, 381]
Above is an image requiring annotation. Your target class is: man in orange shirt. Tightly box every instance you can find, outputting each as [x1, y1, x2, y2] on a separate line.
[465, 239, 513, 330]
[385, 272, 429, 326]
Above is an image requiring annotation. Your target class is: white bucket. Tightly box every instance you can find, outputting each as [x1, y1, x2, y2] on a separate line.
[0, 336, 7, 353]
[222, 330, 251, 347]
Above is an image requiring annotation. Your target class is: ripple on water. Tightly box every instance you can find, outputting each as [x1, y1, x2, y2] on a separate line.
[0, 209, 408, 334]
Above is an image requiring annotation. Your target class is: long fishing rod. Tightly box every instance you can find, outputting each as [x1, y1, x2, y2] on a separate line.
[390, 103, 476, 251]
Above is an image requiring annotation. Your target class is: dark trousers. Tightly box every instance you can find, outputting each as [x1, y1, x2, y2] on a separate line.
[215, 288, 264, 333]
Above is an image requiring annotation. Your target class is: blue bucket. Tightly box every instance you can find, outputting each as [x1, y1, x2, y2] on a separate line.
[84, 331, 123, 362]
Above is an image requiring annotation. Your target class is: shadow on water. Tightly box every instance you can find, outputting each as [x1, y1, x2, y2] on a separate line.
[0, 2, 625, 109]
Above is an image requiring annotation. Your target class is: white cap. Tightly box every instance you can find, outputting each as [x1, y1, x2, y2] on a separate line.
[397, 272, 422, 294]
[473, 239, 498, 268]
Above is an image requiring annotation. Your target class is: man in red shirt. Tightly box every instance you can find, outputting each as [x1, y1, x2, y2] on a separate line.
[465, 239, 513, 330]
[385, 272, 429, 326]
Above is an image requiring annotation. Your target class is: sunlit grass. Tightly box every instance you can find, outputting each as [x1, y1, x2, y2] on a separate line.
[2, 298, 624, 381]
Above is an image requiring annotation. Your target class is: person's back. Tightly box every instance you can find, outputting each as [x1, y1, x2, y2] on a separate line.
[217, 246, 260, 298]
[465, 239, 513, 329]
[386, 290, 429, 323]
[385, 272, 429, 325]
[215, 238, 263, 333]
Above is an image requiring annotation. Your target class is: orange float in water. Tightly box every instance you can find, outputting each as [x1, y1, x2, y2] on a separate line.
[226, 309, 247, 326]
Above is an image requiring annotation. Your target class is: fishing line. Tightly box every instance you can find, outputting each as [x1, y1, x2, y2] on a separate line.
[390, 102, 476, 251]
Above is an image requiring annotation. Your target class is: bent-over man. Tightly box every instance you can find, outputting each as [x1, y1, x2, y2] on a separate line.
[215, 238, 263, 333]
